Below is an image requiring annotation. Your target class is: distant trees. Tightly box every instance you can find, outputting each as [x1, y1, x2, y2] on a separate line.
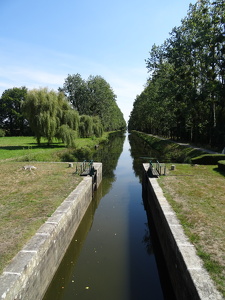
[0, 73, 126, 145]
[128, 0, 225, 148]
[60, 74, 126, 131]
[0, 87, 28, 135]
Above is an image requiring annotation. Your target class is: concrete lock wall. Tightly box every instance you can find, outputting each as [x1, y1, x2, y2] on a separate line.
[142, 163, 223, 300]
[93, 162, 102, 190]
[0, 163, 102, 300]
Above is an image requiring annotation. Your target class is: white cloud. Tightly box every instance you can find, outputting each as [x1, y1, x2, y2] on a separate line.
[0, 42, 147, 122]
[0, 64, 146, 122]
[0, 66, 65, 93]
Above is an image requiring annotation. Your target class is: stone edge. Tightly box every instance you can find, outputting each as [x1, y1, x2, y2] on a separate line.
[0, 162, 102, 300]
[143, 163, 223, 300]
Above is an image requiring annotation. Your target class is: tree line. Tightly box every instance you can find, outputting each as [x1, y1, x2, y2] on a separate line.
[128, 0, 225, 148]
[0, 74, 126, 146]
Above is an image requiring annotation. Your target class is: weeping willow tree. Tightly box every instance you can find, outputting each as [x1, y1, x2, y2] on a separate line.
[56, 124, 77, 147]
[78, 115, 103, 138]
[56, 99, 80, 147]
[79, 115, 93, 138]
[22, 88, 79, 146]
[92, 116, 103, 137]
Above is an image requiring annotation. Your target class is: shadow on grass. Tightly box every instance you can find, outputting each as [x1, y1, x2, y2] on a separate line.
[0, 143, 65, 151]
[213, 167, 225, 177]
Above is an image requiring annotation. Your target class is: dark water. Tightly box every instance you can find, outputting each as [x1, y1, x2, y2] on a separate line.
[43, 132, 175, 300]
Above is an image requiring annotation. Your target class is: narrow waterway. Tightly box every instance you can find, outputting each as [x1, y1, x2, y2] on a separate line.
[44, 132, 175, 300]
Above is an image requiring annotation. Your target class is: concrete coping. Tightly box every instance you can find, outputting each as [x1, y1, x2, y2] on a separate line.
[143, 163, 223, 300]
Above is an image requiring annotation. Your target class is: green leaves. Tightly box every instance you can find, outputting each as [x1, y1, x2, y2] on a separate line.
[0, 87, 28, 135]
[22, 88, 80, 147]
[60, 74, 126, 131]
[129, 0, 225, 148]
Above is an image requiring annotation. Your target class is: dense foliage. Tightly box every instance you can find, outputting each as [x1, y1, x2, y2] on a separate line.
[0, 87, 29, 136]
[59, 74, 126, 131]
[0, 74, 126, 145]
[128, 0, 225, 149]
[22, 88, 80, 146]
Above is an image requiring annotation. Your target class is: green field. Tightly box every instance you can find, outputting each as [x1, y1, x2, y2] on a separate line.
[0, 134, 109, 274]
[0, 134, 108, 162]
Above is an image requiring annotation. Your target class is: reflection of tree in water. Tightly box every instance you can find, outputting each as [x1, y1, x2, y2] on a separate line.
[142, 222, 154, 255]
[44, 132, 126, 299]
[128, 132, 160, 180]
[93, 131, 126, 197]
[93, 131, 126, 178]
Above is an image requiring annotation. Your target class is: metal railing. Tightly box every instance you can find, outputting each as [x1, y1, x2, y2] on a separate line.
[75, 160, 95, 175]
[149, 160, 166, 176]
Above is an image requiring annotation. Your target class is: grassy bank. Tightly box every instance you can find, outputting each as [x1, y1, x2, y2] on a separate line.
[0, 162, 82, 274]
[0, 133, 109, 162]
[134, 131, 224, 297]
[133, 131, 208, 163]
[159, 164, 225, 297]
[0, 133, 110, 274]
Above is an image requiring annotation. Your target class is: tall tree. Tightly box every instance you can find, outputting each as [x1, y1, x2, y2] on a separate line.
[59, 73, 88, 114]
[60, 74, 126, 131]
[0, 87, 28, 135]
[129, 0, 225, 148]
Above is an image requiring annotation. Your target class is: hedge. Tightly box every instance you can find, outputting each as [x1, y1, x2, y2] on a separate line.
[191, 154, 225, 165]
[218, 160, 225, 172]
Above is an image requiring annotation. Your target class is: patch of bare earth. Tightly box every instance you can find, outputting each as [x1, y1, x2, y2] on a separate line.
[0, 162, 82, 274]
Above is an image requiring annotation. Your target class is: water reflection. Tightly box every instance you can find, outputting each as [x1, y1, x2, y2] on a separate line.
[92, 131, 126, 196]
[44, 132, 174, 300]
[128, 133, 161, 180]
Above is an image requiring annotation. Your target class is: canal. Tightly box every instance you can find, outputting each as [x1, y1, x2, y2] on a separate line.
[43, 132, 176, 300]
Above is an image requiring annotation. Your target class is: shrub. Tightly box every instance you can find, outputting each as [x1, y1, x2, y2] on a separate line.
[218, 160, 225, 172]
[191, 154, 225, 165]
[0, 129, 5, 137]
[75, 147, 92, 161]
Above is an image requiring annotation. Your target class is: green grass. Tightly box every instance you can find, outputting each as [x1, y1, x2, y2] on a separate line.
[0, 161, 82, 274]
[0, 136, 65, 161]
[0, 133, 109, 162]
[133, 131, 207, 162]
[0, 133, 110, 274]
[159, 164, 225, 297]
[131, 131, 224, 296]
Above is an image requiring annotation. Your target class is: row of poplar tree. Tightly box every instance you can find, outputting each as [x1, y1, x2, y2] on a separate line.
[128, 0, 225, 148]
[0, 74, 126, 146]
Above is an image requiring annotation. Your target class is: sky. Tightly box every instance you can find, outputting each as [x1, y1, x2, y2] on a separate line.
[0, 0, 195, 121]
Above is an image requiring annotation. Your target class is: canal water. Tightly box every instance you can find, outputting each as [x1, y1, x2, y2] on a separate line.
[43, 132, 175, 300]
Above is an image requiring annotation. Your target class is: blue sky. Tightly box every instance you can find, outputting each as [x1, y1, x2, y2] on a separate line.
[0, 0, 195, 121]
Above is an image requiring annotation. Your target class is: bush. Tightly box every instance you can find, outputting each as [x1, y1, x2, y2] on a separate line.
[218, 160, 225, 172]
[191, 154, 225, 165]
[0, 129, 5, 137]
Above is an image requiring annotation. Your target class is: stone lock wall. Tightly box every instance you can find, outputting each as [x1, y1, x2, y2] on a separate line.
[142, 163, 223, 300]
[0, 163, 102, 300]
